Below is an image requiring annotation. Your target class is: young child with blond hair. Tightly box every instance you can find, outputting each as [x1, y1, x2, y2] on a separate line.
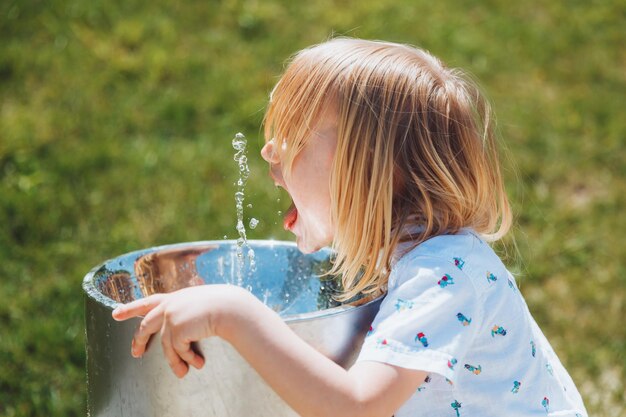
[113, 38, 587, 416]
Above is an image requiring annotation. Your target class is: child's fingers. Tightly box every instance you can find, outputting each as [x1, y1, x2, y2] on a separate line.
[112, 294, 165, 321]
[132, 305, 164, 357]
[161, 329, 189, 378]
[173, 338, 205, 370]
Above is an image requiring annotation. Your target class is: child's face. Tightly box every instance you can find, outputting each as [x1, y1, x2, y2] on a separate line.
[261, 113, 337, 254]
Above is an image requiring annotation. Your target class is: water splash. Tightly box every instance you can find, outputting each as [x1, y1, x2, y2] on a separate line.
[232, 132, 256, 284]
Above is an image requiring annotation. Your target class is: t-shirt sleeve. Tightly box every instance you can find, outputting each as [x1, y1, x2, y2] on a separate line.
[356, 255, 480, 387]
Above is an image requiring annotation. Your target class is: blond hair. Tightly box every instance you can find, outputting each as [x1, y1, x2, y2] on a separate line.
[264, 38, 512, 300]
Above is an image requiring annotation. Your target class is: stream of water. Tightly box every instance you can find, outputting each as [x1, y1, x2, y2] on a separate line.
[232, 132, 256, 285]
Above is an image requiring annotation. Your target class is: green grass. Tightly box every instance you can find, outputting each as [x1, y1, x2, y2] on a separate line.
[1, 0, 624, 415]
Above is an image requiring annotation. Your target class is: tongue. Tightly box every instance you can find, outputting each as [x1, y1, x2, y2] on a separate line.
[283, 202, 298, 231]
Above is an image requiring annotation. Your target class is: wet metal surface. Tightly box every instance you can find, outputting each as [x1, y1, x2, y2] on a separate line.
[84, 240, 382, 417]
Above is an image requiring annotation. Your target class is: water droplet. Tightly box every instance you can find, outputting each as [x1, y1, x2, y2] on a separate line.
[232, 133, 247, 152]
[249, 218, 259, 229]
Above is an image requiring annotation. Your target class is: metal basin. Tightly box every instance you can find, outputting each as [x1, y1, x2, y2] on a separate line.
[83, 240, 382, 417]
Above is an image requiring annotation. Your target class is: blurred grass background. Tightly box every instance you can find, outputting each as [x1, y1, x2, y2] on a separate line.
[0, 0, 624, 415]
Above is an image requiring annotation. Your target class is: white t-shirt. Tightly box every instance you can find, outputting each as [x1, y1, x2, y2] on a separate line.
[357, 229, 587, 417]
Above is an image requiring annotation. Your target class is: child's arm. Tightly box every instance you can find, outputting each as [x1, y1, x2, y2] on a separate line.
[112, 285, 427, 417]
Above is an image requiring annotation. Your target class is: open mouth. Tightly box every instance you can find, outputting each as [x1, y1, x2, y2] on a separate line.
[283, 201, 298, 231]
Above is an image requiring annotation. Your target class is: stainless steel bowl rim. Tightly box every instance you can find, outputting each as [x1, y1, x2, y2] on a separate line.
[83, 239, 383, 323]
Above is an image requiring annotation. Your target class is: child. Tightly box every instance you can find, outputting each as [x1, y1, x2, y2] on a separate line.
[113, 38, 587, 416]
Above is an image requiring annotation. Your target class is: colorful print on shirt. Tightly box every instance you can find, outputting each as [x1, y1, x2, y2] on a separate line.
[512, 381, 521, 393]
[508, 278, 517, 292]
[542, 397, 550, 412]
[438, 274, 455, 288]
[453, 257, 465, 270]
[373, 336, 437, 356]
[451, 400, 462, 416]
[486, 272, 498, 283]
[415, 332, 429, 347]
[491, 325, 507, 337]
[395, 298, 414, 312]
[464, 363, 482, 375]
[457, 312, 472, 326]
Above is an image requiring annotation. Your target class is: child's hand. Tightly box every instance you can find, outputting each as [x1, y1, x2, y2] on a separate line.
[111, 284, 249, 378]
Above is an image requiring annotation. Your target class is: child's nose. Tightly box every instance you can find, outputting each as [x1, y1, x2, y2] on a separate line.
[261, 140, 280, 164]
[261, 139, 285, 187]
